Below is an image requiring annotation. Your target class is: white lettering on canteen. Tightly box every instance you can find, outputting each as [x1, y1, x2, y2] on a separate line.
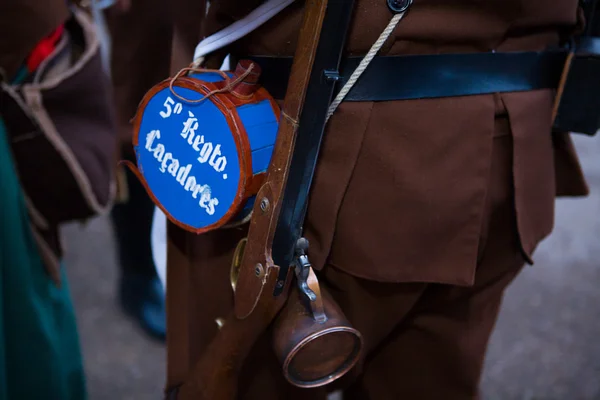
[198, 185, 220, 216]
[198, 142, 212, 163]
[180, 111, 228, 180]
[189, 182, 218, 214]
[145, 129, 160, 150]
[145, 129, 220, 216]
[159, 96, 183, 118]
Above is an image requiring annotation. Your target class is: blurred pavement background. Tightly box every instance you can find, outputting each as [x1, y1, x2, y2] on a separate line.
[61, 133, 600, 399]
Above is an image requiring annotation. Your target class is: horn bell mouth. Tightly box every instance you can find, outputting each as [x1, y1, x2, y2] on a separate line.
[282, 326, 363, 388]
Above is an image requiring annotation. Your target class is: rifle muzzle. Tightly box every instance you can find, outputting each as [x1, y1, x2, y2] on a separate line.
[272, 285, 363, 388]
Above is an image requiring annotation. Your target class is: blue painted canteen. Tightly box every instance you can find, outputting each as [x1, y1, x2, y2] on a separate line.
[131, 60, 280, 234]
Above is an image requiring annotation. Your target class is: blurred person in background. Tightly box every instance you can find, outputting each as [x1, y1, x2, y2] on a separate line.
[109, 128, 167, 341]
[0, 1, 117, 398]
[100, 0, 170, 342]
[101, 0, 216, 343]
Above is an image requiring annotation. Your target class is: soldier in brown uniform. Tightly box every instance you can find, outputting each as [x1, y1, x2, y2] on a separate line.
[106, 0, 590, 398]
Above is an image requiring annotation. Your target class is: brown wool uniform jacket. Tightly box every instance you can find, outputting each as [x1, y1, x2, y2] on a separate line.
[191, 0, 590, 285]
[107, 0, 591, 284]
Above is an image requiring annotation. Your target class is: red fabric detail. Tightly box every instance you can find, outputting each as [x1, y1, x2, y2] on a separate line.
[26, 24, 65, 73]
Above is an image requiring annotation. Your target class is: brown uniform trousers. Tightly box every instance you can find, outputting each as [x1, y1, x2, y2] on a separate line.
[106, 0, 590, 398]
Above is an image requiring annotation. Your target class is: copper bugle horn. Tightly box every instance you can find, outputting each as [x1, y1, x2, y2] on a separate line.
[231, 238, 363, 388]
[272, 283, 363, 388]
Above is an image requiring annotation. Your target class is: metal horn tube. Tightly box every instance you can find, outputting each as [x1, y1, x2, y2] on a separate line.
[271, 282, 363, 388]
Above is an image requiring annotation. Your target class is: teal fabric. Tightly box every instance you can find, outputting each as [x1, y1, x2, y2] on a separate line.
[0, 116, 87, 399]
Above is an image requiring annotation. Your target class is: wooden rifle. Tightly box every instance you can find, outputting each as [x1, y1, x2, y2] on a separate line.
[168, 0, 362, 399]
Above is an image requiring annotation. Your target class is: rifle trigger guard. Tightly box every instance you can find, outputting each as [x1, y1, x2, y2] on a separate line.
[230, 238, 248, 293]
[294, 238, 327, 323]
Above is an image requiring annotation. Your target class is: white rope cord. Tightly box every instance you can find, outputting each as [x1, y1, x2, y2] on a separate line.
[326, 11, 407, 122]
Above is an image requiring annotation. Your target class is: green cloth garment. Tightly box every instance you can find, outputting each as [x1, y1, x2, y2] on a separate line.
[0, 117, 87, 400]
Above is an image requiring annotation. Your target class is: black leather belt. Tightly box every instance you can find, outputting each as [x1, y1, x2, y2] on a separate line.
[246, 51, 569, 101]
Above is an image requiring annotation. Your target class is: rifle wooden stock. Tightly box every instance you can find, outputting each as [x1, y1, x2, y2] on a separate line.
[175, 267, 294, 400]
[174, 269, 361, 399]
